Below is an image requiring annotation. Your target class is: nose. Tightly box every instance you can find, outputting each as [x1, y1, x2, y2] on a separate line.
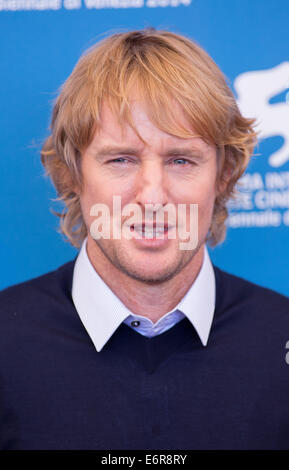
[134, 159, 169, 209]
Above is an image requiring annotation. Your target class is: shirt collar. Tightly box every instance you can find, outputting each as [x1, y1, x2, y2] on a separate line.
[72, 237, 215, 352]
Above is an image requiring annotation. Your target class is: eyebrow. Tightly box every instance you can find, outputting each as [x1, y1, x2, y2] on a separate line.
[163, 148, 205, 158]
[94, 147, 141, 159]
[94, 146, 206, 160]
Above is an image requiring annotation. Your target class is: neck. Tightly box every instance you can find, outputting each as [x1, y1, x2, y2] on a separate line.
[86, 237, 205, 323]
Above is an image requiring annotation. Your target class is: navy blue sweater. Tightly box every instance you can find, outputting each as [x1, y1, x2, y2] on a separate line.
[0, 258, 289, 450]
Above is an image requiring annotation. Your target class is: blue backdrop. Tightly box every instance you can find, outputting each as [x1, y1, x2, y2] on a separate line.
[1, 0, 289, 296]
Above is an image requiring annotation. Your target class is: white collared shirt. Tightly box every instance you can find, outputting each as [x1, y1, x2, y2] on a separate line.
[72, 237, 216, 352]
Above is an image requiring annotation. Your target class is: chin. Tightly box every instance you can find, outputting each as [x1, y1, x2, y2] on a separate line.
[120, 258, 184, 284]
[126, 270, 177, 284]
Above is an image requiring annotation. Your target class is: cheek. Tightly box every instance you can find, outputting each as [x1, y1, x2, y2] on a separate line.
[81, 165, 110, 202]
[178, 182, 215, 235]
[185, 179, 217, 228]
[198, 188, 217, 218]
[180, 179, 216, 205]
[195, 167, 218, 208]
[79, 174, 106, 226]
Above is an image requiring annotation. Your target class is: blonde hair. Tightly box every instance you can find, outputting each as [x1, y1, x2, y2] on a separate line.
[41, 28, 257, 248]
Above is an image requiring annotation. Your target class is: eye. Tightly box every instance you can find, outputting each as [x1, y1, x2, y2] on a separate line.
[108, 158, 129, 164]
[171, 158, 192, 166]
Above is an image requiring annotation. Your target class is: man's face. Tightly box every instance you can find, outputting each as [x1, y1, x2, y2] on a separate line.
[79, 101, 218, 283]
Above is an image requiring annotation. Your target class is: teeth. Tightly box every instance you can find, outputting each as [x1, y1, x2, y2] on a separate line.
[133, 227, 167, 237]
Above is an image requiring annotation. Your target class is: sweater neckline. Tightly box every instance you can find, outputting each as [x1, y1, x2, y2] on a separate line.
[56, 255, 224, 373]
[100, 317, 203, 373]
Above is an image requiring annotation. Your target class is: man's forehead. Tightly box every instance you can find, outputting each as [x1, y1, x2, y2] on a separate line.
[89, 140, 213, 160]
[93, 101, 211, 153]
[98, 97, 193, 130]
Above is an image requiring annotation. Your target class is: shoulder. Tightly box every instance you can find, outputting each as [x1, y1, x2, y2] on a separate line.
[0, 258, 77, 318]
[213, 264, 289, 320]
[0, 258, 79, 377]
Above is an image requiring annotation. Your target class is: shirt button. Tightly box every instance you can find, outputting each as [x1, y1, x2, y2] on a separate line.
[131, 320, 140, 327]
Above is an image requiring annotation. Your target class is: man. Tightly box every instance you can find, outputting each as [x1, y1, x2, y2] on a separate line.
[1, 28, 289, 450]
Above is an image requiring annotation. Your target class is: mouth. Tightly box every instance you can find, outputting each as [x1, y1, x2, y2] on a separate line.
[130, 223, 171, 238]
